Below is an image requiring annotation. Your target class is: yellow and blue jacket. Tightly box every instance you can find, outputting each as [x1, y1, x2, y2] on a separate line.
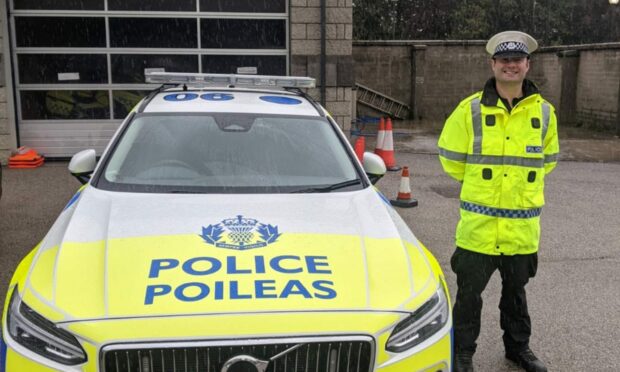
[438, 78, 560, 255]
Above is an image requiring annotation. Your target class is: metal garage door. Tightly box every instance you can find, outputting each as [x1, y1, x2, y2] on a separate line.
[8, 0, 289, 157]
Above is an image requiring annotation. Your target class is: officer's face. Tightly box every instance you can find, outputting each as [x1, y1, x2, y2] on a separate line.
[491, 56, 530, 84]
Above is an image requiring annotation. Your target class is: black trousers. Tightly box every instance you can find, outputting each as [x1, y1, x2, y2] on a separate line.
[451, 247, 538, 354]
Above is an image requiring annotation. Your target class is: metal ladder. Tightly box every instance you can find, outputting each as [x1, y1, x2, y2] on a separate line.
[355, 83, 410, 119]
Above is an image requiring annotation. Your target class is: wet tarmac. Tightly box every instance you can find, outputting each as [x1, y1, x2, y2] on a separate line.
[0, 128, 618, 371]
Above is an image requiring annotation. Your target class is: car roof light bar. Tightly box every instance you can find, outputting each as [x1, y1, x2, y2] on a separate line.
[145, 72, 316, 89]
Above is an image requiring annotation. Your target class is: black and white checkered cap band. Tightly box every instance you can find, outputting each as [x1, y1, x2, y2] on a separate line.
[494, 41, 528, 55]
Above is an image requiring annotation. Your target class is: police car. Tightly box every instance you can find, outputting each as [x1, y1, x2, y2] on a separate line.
[1, 72, 451, 372]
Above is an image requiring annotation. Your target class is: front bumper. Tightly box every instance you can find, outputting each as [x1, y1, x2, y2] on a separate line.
[2, 311, 451, 372]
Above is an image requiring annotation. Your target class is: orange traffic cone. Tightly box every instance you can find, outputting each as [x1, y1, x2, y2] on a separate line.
[353, 136, 365, 163]
[374, 117, 385, 158]
[382, 118, 401, 172]
[390, 166, 418, 208]
[8, 147, 45, 169]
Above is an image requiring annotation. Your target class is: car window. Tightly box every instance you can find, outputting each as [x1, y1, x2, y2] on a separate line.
[96, 113, 362, 193]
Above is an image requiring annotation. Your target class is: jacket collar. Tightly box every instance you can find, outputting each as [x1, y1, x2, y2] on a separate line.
[481, 78, 539, 107]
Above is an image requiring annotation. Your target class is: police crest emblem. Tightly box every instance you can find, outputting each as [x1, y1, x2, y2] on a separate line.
[200, 215, 281, 250]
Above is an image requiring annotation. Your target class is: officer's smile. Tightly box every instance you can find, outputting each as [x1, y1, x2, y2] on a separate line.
[502, 70, 520, 77]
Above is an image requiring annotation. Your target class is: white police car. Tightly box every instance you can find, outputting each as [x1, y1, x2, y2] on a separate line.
[1, 72, 452, 371]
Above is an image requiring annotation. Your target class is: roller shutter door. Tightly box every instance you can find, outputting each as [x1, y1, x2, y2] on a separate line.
[9, 0, 288, 157]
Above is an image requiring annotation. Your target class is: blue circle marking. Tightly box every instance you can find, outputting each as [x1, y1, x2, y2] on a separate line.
[201, 93, 234, 101]
[259, 96, 302, 105]
[164, 93, 198, 101]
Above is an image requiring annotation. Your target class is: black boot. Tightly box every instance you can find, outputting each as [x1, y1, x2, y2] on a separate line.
[505, 348, 547, 372]
[453, 350, 474, 372]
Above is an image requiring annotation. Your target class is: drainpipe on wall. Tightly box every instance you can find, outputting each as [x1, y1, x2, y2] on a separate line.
[616, 50, 620, 137]
[1, 0, 19, 155]
[616, 74, 620, 137]
[557, 50, 580, 127]
[320, 0, 326, 106]
[610, 0, 620, 135]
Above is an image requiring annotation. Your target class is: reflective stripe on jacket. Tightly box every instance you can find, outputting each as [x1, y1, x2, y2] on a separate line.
[438, 79, 559, 255]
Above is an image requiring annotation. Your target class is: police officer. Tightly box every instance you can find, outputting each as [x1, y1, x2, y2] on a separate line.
[438, 31, 559, 372]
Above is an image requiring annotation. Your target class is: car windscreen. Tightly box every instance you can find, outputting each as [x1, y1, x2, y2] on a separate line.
[95, 113, 363, 193]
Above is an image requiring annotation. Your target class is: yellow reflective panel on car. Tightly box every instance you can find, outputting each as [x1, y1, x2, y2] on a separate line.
[375, 331, 393, 366]
[365, 238, 413, 309]
[376, 334, 451, 371]
[27, 245, 58, 302]
[405, 241, 433, 294]
[3, 247, 39, 322]
[55, 241, 106, 319]
[105, 233, 370, 317]
[28, 233, 435, 319]
[81, 342, 98, 372]
[5, 348, 58, 372]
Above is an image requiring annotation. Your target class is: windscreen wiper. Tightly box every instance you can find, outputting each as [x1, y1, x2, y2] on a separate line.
[290, 179, 362, 193]
[168, 190, 200, 194]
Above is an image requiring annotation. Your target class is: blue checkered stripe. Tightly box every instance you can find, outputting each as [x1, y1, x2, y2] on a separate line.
[461, 201, 541, 218]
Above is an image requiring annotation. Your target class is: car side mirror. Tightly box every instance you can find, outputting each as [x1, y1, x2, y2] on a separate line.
[69, 149, 97, 185]
[363, 152, 386, 184]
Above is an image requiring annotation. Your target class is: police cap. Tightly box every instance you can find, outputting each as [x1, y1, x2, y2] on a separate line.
[486, 31, 538, 58]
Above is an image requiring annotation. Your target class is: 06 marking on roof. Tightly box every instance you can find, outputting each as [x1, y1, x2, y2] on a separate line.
[164, 93, 199, 101]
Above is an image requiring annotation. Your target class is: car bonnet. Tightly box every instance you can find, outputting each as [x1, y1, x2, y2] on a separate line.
[20, 186, 436, 322]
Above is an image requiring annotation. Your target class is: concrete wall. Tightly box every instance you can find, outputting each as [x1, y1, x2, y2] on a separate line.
[354, 41, 496, 124]
[0, 12, 9, 164]
[353, 45, 412, 107]
[418, 43, 489, 121]
[528, 52, 562, 110]
[575, 49, 620, 131]
[353, 41, 620, 134]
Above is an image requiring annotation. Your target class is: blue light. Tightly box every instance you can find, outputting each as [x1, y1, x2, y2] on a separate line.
[201, 93, 234, 101]
[260, 96, 302, 105]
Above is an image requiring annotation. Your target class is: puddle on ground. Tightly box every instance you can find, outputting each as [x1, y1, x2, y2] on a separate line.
[430, 184, 460, 199]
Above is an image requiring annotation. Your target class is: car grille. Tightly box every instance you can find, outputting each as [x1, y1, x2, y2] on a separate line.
[101, 337, 374, 372]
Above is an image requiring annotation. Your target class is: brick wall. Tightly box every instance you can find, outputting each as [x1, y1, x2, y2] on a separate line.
[290, 0, 353, 130]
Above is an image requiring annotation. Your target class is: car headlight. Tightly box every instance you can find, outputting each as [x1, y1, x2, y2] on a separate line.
[386, 281, 450, 353]
[6, 287, 87, 365]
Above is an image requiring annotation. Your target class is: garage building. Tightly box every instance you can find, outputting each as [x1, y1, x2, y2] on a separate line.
[0, 0, 354, 159]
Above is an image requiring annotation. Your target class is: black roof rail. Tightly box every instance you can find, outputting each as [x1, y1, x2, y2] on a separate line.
[137, 84, 177, 113]
[286, 87, 326, 117]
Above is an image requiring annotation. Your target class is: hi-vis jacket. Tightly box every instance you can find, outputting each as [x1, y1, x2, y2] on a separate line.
[438, 79, 559, 255]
